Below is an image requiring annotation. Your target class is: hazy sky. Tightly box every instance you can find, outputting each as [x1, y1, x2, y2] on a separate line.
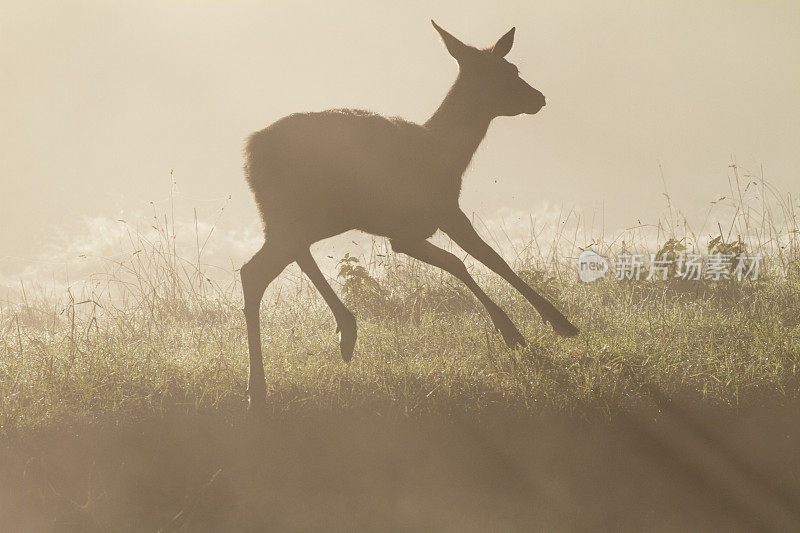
[2, 0, 799, 281]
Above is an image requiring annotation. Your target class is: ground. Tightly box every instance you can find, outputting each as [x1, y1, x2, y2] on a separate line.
[2, 214, 800, 530]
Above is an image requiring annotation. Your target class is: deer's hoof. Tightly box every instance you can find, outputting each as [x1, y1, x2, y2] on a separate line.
[550, 316, 579, 337]
[500, 327, 527, 350]
[336, 320, 357, 362]
[246, 383, 267, 411]
[493, 314, 527, 349]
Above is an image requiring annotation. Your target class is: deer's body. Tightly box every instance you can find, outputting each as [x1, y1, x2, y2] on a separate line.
[246, 107, 484, 244]
[242, 22, 579, 409]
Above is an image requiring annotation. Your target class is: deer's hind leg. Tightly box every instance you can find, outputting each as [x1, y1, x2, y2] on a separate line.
[391, 239, 526, 349]
[296, 249, 357, 362]
[241, 237, 297, 409]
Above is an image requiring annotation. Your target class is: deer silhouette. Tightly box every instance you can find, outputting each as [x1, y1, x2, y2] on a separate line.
[242, 21, 579, 407]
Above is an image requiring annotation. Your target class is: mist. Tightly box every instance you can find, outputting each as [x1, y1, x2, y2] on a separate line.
[2, 0, 799, 287]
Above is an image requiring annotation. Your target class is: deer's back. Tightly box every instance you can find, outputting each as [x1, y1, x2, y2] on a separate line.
[245, 109, 456, 241]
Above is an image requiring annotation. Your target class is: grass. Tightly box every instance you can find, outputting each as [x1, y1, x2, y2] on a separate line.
[1, 164, 800, 529]
[1, 168, 800, 430]
[2, 253, 799, 433]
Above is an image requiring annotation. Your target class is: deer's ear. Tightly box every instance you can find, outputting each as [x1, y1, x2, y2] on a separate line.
[431, 20, 468, 62]
[491, 27, 515, 57]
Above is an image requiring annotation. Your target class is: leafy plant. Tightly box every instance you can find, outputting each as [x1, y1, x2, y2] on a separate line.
[336, 253, 385, 308]
[648, 238, 687, 279]
[656, 238, 687, 262]
[708, 234, 747, 257]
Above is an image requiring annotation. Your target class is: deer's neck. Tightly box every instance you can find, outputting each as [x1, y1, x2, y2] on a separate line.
[424, 75, 492, 179]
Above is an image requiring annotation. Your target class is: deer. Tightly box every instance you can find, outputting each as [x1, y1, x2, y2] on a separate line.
[241, 21, 579, 408]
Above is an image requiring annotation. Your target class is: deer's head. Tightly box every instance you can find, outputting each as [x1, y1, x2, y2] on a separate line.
[432, 21, 545, 117]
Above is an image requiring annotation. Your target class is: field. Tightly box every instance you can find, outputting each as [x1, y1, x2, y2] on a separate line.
[2, 174, 800, 531]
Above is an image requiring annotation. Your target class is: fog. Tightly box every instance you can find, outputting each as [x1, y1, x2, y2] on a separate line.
[2, 0, 799, 288]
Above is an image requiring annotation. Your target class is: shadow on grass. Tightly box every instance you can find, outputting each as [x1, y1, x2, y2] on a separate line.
[2, 398, 800, 532]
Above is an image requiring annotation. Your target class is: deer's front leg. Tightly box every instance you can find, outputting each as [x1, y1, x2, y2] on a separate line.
[440, 210, 579, 337]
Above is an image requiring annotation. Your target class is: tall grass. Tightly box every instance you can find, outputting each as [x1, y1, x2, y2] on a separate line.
[1, 164, 799, 432]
